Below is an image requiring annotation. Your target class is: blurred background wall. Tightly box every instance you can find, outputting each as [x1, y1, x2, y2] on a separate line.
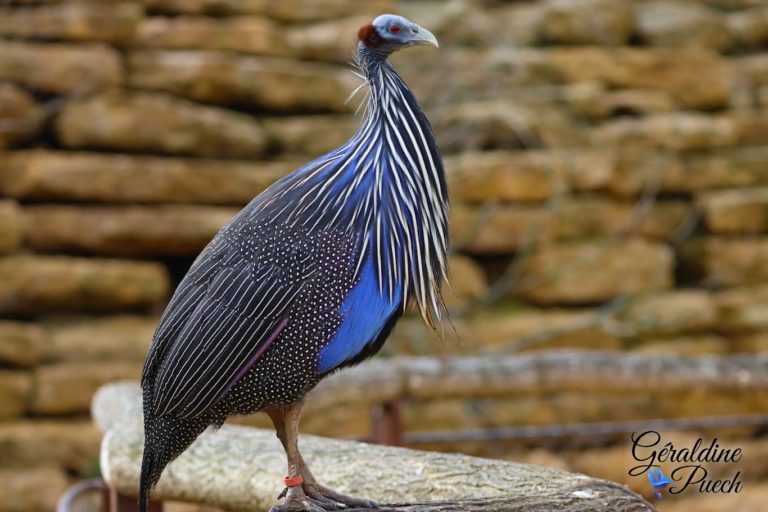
[1, 0, 768, 510]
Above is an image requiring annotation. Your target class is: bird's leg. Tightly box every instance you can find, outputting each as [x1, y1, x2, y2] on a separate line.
[267, 403, 378, 511]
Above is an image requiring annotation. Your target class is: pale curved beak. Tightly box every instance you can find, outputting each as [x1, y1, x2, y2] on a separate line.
[411, 26, 439, 48]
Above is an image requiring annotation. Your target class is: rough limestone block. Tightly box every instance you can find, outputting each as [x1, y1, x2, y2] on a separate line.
[0, 2, 142, 44]
[32, 361, 141, 415]
[0, 40, 122, 94]
[609, 147, 768, 197]
[0, 150, 293, 205]
[0, 420, 101, 472]
[136, 15, 289, 56]
[0, 200, 22, 254]
[451, 199, 687, 255]
[630, 335, 728, 356]
[728, 7, 768, 50]
[715, 285, 768, 333]
[433, 99, 584, 152]
[0, 254, 169, 314]
[127, 50, 360, 112]
[699, 188, 768, 233]
[592, 113, 737, 150]
[263, 115, 357, 156]
[636, 1, 732, 50]
[682, 237, 768, 287]
[540, 0, 635, 46]
[45, 315, 158, 363]
[443, 255, 488, 309]
[132, 0, 393, 22]
[0, 468, 68, 512]
[0, 371, 31, 419]
[0, 83, 43, 149]
[55, 91, 269, 158]
[545, 47, 730, 109]
[23, 205, 238, 257]
[446, 150, 615, 203]
[616, 290, 718, 337]
[285, 15, 369, 62]
[517, 239, 673, 304]
[0, 320, 45, 367]
[94, 382, 653, 512]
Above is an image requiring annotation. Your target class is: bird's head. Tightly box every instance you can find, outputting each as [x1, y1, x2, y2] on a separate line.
[358, 14, 439, 54]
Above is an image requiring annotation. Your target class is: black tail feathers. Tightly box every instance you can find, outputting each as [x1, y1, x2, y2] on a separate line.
[139, 412, 212, 511]
[139, 446, 158, 512]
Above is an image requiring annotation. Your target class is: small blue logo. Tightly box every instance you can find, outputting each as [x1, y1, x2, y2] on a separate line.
[648, 467, 671, 498]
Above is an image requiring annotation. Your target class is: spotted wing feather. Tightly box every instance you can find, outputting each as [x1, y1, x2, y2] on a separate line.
[143, 237, 313, 419]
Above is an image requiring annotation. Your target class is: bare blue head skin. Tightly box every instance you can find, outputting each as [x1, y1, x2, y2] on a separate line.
[358, 14, 439, 55]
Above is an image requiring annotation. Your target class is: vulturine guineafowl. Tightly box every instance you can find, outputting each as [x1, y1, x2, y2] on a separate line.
[140, 14, 447, 512]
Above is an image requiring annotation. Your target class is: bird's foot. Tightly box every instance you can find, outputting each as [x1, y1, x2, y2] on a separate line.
[304, 481, 378, 510]
[270, 480, 378, 511]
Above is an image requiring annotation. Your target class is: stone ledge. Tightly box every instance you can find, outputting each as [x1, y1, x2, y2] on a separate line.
[0, 254, 169, 314]
[94, 380, 653, 512]
[55, 90, 269, 158]
[0, 150, 294, 205]
[0, 40, 122, 94]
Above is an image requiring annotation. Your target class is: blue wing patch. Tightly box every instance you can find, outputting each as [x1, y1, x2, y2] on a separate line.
[318, 257, 401, 373]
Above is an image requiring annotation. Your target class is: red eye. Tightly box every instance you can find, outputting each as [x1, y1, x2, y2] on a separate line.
[389, 25, 400, 34]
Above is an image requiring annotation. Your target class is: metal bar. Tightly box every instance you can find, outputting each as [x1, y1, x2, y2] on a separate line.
[108, 486, 164, 512]
[56, 479, 106, 512]
[371, 399, 403, 445]
[401, 413, 768, 445]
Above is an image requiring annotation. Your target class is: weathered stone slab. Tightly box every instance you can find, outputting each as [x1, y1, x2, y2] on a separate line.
[0, 150, 293, 205]
[285, 15, 368, 62]
[96, 381, 653, 512]
[45, 315, 158, 362]
[682, 237, 768, 286]
[55, 91, 269, 158]
[0, 82, 43, 149]
[263, 115, 357, 156]
[577, 88, 676, 120]
[444, 255, 488, 309]
[0, 321, 44, 367]
[0, 420, 101, 471]
[610, 147, 768, 197]
[593, 112, 737, 150]
[0, 371, 31, 419]
[0, 468, 68, 512]
[540, 0, 635, 45]
[0, 200, 22, 254]
[636, 1, 732, 50]
[728, 6, 768, 50]
[631, 335, 728, 356]
[433, 99, 583, 152]
[715, 285, 768, 333]
[449, 308, 618, 353]
[517, 239, 673, 304]
[617, 290, 718, 336]
[0, 40, 122, 94]
[134, 0, 392, 21]
[0, 2, 142, 44]
[127, 50, 359, 112]
[730, 109, 768, 146]
[699, 187, 768, 233]
[23, 205, 237, 257]
[452, 199, 688, 254]
[738, 53, 768, 88]
[137, 15, 289, 56]
[32, 361, 141, 415]
[0, 255, 169, 314]
[545, 47, 730, 109]
[446, 150, 614, 203]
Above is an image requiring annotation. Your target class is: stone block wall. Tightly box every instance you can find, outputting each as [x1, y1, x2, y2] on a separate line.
[0, 0, 767, 510]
